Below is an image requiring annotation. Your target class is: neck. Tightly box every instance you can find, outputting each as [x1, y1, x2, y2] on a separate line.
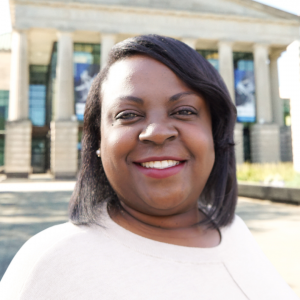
[111, 200, 206, 230]
[108, 199, 220, 248]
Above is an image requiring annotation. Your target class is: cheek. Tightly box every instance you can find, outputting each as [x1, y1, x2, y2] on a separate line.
[193, 134, 215, 188]
[100, 126, 136, 171]
[185, 124, 215, 169]
[198, 134, 215, 166]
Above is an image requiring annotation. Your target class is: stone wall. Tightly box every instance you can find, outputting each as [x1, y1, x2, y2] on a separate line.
[4, 120, 32, 176]
[280, 126, 293, 162]
[250, 124, 280, 163]
[50, 121, 78, 178]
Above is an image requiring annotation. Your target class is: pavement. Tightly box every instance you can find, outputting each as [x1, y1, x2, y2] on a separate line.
[237, 197, 300, 297]
[0, 180, 299, 297]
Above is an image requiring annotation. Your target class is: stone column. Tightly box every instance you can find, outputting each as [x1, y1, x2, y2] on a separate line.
[101, 34, 116, 68]
[182, 38, 197, 50]
[4, 30, 32, 177]
[234, 123, 244, 164]
[218, 41, 235, 101]
[287, 41, 300, 172]
[290, 92, 300, 172]
[55, 32, 74, 121]
[250, 43, 280, 163]
[270, 51, 284, 127]
[270, 50, 287, 163]
[51, 31, 78, 178]
[253, 43, 272, 124]
[250, 124, 280, 163]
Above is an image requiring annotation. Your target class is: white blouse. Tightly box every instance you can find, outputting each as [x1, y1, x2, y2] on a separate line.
[0, 201, 298, 300]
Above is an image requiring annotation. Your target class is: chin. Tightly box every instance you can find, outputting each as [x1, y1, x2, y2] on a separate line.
[142, 194, 187, 212]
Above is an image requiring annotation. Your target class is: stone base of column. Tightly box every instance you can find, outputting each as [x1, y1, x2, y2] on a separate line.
[234, 123, 244, 164]
[250, 124, 280, 163]
[51, 121, 78, 179]
[4, 120, 32, 177]
[280, 126, 293, 162]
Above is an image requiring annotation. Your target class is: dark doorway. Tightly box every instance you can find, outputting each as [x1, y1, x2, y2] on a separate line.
[243, 124, 251, 162]
[29, 65, 50, 173]
[31, 138, 47, 173]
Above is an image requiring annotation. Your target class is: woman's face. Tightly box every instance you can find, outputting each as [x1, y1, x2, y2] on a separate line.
[100, 55, 215, 216]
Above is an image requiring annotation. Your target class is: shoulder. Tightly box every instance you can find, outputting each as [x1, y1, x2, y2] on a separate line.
[220, 215, 299, 300]
[3, 221, 87, 272]
[221, 214, 256, 247]
[0, 222, 106, 299]
[223, 214, 250, 233]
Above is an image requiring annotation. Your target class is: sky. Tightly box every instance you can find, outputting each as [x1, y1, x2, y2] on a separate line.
[0, 0, 299, 91]
[253, 0, 300, 96]
[254, 0, 300, 15]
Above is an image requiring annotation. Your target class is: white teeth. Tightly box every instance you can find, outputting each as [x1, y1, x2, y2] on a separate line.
[161, 161, 168, 168]
[153, 161, 162, 169]
[141, 160, 180, 169]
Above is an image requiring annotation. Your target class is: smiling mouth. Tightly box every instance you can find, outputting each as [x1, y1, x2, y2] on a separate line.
[134, 159, 186, 179]
[139, 160, 181, 169]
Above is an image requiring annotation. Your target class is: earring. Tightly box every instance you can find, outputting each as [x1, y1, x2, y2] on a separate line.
[96, 149, 101, 157]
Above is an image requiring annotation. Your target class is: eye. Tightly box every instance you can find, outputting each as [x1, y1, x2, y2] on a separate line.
[115, 111, 141, 120]
[173, 108, 197, 116]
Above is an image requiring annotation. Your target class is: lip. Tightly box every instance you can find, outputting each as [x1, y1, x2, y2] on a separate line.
[133, 160, 186, 179]
[134, 156, 185, 163]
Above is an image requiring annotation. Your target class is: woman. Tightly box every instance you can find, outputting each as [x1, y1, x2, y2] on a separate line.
[0, 35, 298, 299]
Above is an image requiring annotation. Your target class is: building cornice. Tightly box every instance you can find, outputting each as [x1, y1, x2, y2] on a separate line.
[230, 0, 300, 21]
[11, 0, 300, 27]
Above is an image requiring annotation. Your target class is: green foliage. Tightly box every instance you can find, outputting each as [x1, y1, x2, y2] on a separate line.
[236, 163, 300, 187]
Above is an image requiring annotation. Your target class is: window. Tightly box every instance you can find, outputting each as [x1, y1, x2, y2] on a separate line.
[197, 50, 219, 70]
[29, 65, 48, 127]
[283, 99, 291, 126]
[0, 90, 9, 131]
[0, 90, 8, 166]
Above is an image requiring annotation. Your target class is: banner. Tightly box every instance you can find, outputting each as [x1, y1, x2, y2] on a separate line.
[207, 59, 219, 71]
[74, 52, 100, 121]
[234, 69, 256, 123]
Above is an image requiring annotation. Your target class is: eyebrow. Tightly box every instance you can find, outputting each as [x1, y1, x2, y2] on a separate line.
[118, 95, 144, 104]
[169, 91, 197, 102]
[118, 91, 197, 104]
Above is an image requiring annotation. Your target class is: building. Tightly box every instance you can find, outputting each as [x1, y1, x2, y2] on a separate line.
[0, 0, 299, 178]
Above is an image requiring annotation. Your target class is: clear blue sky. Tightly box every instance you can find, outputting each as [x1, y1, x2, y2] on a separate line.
[0, 0, 299, 90]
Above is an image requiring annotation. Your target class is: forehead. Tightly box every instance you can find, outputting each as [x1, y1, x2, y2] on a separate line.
[101, 55, 189, 99]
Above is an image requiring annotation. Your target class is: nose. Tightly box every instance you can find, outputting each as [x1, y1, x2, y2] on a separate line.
[139, 122, 178, 145]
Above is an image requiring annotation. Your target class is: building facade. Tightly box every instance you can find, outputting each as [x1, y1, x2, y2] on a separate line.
[0, 0, 299, 177]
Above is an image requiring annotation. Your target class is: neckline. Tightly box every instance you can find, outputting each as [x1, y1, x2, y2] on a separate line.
[95, 200, 230, 264]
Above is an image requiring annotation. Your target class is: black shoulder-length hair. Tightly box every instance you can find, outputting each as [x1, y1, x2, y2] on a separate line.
[69, 34, 237, 228]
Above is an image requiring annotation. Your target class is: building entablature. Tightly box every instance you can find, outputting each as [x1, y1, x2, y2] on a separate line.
[11, 0, 300, 22]
[10, 0, 300, 48]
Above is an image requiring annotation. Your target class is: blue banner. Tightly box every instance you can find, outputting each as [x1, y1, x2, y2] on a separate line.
[74, 52, 100, 121]
[234, 69, 256, 123]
